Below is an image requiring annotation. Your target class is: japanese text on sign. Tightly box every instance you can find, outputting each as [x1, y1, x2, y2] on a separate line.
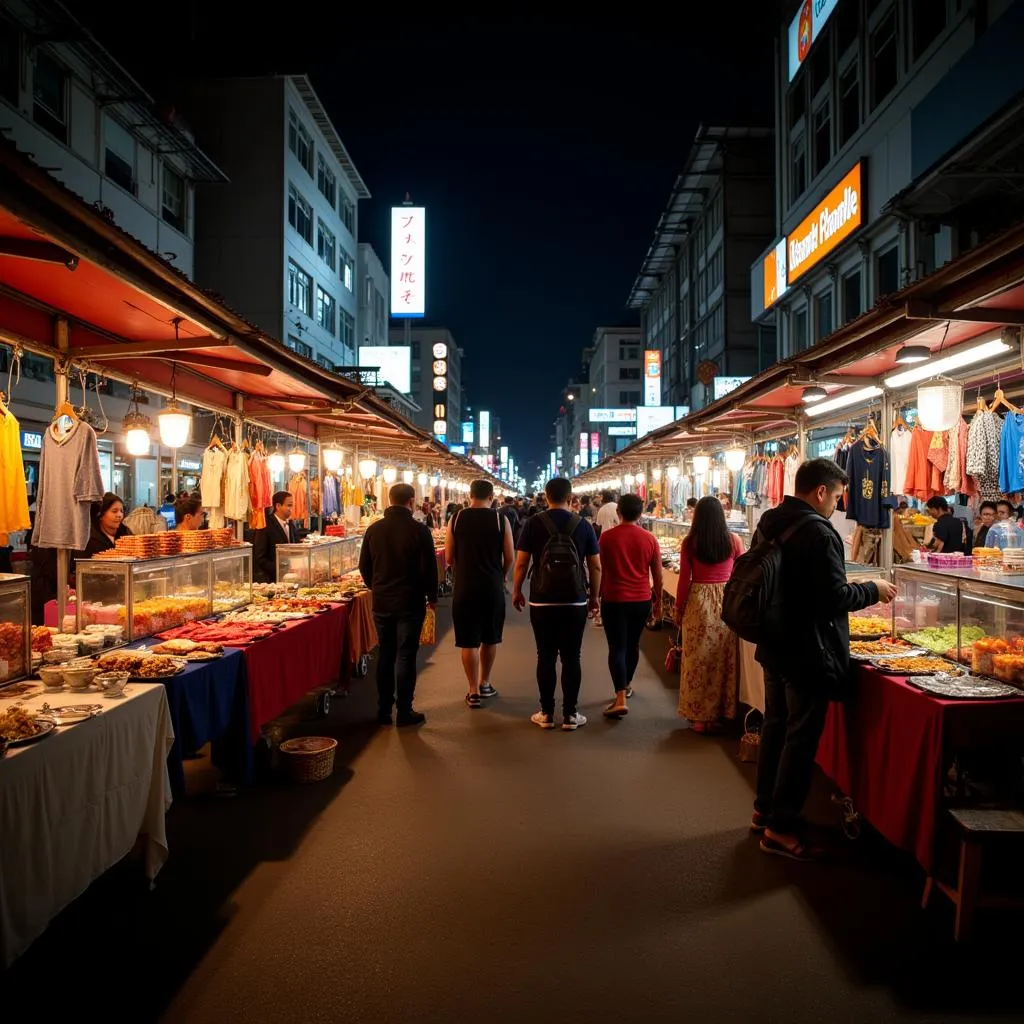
[390, 206, 426, 318]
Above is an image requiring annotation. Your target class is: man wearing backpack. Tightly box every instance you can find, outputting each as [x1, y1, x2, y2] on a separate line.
[512, 477, 601, 730]
[747, 458, 896, 861]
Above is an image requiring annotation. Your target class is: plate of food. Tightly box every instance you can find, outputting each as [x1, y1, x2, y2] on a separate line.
[848, 616, 893, 640]
[849, 638, 923, 660]
[906, 674, 1022, 699]
[150, 639, 224, 660]
[130, 655, 187, 680]
[37, 702, 102, 724]
[870, 656, 964, 676]
[0, 707, 57, 746]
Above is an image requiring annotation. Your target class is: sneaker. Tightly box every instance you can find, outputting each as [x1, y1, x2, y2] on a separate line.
[479, 683, 499, 698]
[625, 686, 634, 699]
[396, 709, 426, 727]
[530, 711, 556, 729]
[562, 713, 588, 731]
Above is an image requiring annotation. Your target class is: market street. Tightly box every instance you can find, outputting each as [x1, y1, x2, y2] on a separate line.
[1, 597, 1020, 1023]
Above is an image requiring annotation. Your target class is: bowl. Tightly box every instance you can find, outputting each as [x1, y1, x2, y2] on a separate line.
[37, 665, 66, 690]
[95, 671, 129, 696]
[43, 648, 75, 665]
[62, 665, 96, 690]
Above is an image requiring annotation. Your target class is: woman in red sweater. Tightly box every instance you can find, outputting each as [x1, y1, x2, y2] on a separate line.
[675, 496, 743, 733]
[598, 493, 663, 718]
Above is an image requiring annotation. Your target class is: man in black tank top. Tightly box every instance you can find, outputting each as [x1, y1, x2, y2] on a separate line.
[445, 479, 515, 708]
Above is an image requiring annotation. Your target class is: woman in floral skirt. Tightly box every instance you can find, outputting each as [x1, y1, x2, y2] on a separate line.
[675, 495, 743, 732]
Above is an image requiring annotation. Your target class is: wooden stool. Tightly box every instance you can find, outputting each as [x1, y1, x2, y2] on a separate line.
[922, 808, 1024, 941]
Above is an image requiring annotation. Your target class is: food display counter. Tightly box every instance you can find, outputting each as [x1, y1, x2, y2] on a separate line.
[75, 547, 253, 641]
[275, 536, 362, 584]
[0, 573, 31, 687]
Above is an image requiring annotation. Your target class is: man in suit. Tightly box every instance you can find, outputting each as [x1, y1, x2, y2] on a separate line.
[254, 491, 296, 583]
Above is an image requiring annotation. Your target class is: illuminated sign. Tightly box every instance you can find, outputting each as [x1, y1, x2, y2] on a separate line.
[713, 376, 751, 400]
[461, 421, 474, 444]
[433, 419, 446, 434]
[500, 445, 509, 466]
[359, 345, 411, 393]
[788, 0, 840, 81]
[432, 342, 447, 359]
[788, 162, 864, 284]
[390, 206, 426, 318]
[449, 443, 466, 455]
[432, 359, 447, 375]
[608, 425, 636, 437]
[20, 431, 42, 450]
[636, 406, 676, 439]
[589, 408, 637, 424]
[579, 432, 588, 471]
[479, 410, 490, 449]
[589, 431, 600, 465]
[762, 238, 788, 310]
[644, 350, 662, 406]
[432, 376, 447, 392]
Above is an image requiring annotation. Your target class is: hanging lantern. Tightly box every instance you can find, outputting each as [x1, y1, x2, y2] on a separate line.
[724, 447, 747, 472]
[417, 472, 428, 487]
[653, 467, 663, 480]
[359, 458, 378, 479]
[268, 450, 286, 474]
[121, 385, 152, 456]
[382, 466, 398, 484]
[433, 376, 447, 392]
[667, 465, 680, 480]
[917, 377, 963, 432]
[430, 474, 440, 487]
[322, 446, 343, 472]
[636, 471, 646, 484]
[157, 401, 191, 449]
[433, 419, 447, 434]
[623, 473, 635, 487]
[288, 446, 306, 473]
[402, 469, 414, 484]
[692, 454, 711, 475]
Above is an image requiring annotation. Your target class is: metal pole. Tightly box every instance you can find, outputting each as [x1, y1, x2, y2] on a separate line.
[54, 319, 69, 632]
[879, 390, 894, 575]
[234, 393, 245, 542]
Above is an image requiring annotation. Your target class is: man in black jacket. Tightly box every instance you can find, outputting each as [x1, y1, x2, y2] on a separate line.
[359, 482, 439, 726]
[253, 491, 297, 584]
[752, 458, 896, 862]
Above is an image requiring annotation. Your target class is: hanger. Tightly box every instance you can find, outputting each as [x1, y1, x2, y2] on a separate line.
[893, 407, 908, 431]
[990, 387, 1020, 414]
[976, 387, 989, 414]
[858, 415, 881, 448]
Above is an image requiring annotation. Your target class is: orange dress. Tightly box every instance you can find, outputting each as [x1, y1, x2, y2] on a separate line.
[903, 425, 944, 501]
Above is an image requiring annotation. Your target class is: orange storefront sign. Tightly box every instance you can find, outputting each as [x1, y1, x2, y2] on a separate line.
[762, 237, 788, 311]
[787, 161, 864, 284]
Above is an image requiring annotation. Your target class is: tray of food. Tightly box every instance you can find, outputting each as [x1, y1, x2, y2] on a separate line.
[848, 616, 893, 639]
[37, 702, 103, 724]
[906, 674, 1023, 699]
[849, 638, 923, 659]
[130, 655, 187, 680]
[870, 656, 964, 676]
[0, 707, 56, 746]
[150, 639, 225, 661]
[156, 621, 277, 646]
[899, 626, 985, 655]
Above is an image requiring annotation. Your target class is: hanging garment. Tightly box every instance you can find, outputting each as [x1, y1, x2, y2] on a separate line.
[200, 446, 227, 529]
[766, 457, 785, 507]
[288, 471, 308, 526]
[845, 439, 892, 529]
[783, 452, 800, 497]
[31, 419, 104, 549]
[248, 454, 266, 531]
[224, 449, 250, 522]
[966, 410, 1003, 501]
[889, 425, 912, 496]
[309, 475, 321, 517]
[904, 425, 944, 502]
[322, 474, 340, 518]
[999, 412, 1024, 494]
[0, 408, 31, 534]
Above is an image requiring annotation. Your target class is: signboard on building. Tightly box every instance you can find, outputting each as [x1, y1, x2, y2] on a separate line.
[636, 405, 676, 439]
[20, 430, 42, 450]
[461, 421, 474, 444]
[390, 206, 426, 318]
[608, 425, 637, 437]
[643, 350, 662, 406]
[762, 238, 788, 310]
[479, 410, 490, 449]
[788, 0, 840, 81]
[787, 162, 864, 284]
[589, 408, 637, 424]
[359, 345, 411, 393]
[713, 376, 752, 400]
[499, 445, 509, 467]
[590, 431, 600, 465]
[449, 443, 466, 455]
[579, 432, 589, 471]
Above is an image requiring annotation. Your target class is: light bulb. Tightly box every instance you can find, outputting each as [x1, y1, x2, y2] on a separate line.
[322, 447, 343, 472]
[157, 404, 191, 448]
[402, 469, 414, 484]
[382, 466, 398, 484]
[417, 472, 428, 487]
[359, 458, 378, 479]
[692, 454, 710, 475]
[653, 468, 662, 480]
[288, 449, 306, 473]
[268, 452, 286, 474]
[125, 426, 151, 456]
[725, 447, 746, 472]
[430, 475, 440, 487]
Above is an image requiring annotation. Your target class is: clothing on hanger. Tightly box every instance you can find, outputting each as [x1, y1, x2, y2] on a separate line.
[0, 405, 31, 535]
[31, 418, 104, 549]
[889, 424, 912, 497]
[845, 437, 892, 529]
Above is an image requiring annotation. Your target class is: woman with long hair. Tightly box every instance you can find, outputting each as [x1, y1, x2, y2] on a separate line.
[675, 495, 743, 733]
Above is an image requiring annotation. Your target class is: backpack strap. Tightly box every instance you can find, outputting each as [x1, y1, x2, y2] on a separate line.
[539, 511, 558, 537]
[776, 512, 829, 545]
[563, 513, 582, 537]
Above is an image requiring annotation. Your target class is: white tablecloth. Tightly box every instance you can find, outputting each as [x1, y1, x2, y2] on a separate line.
[0, 682, 174, 967]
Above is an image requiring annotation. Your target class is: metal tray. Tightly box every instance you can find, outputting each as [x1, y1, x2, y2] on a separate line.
[3, 717, 57, 746]
[906, 674, 1023, 699]
[869, 658, 964, 676]
[850, 646, 927, 661]
[37, 703, 102, 724]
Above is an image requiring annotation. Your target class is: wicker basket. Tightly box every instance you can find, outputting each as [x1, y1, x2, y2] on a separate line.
[278, 736, 337, 783]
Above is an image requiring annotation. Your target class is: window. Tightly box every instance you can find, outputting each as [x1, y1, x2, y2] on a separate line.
[618, 366, 641, 381]
[287, 260, 312, 317]
[870, 7, 899, 111]
[341, 250, 354, 292]
[288, 183, 313, 245]
[816, 291, 834, 340]
[316, 154, 336, 208]
[104, 115, 135, 193]
[876, 245, 901, 297]
[812, 99, 831, 178]
[286, 335, 313, 360]
[32, 50, 66, 143]
[837, 0, 859, 55]
[340, 194, 355, 234]
[316, 354, 336, 371]
[288, 109, 313, 176]
[341, 311, 355, 350]
[0, 17, 18, 105]
[411, 341, 421, 359]
[792, 307, 809, 353]
[162, 166, 186, 232]
[791, 132, 807, 202]
[788, 73, 806, 130]
[618, 390, 641, 406]
[316, 287, 336, 335]
[619, 344, 639, 361]
[842, 268, 863, 322]
[839, 62, 860, 148]
[316, 219, 336, 271]
[911, 0, 946, 60]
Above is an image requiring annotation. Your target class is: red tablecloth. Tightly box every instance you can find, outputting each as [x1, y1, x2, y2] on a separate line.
[241, 602, 349, 742]
[817, 665, 1024, 871]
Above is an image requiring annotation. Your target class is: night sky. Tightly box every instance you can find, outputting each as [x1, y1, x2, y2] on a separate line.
[77, 6, 779, 472]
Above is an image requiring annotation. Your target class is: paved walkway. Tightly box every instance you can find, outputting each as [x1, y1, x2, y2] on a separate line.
[2, 598, 1022, 1022]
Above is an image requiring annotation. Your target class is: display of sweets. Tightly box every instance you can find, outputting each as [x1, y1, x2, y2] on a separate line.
[122, 597, 209, 635]
[0, 621, 27, 683]
[972, 637, 1009, 676]
[991, 653, 1024, 688]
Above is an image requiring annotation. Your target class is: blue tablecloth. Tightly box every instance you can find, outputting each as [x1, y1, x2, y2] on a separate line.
[125, 644, 251, 796]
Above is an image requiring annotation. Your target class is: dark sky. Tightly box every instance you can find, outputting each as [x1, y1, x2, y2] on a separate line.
[77, 6, 780, 471]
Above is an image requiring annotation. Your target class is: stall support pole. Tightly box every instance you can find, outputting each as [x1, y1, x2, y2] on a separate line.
[797, 414, 807, 462]
[233, 393, 245, 542]
[54, 318, 70, 632]
[879, 391, 894, 575]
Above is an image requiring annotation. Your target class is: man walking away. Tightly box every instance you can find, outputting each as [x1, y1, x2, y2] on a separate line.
[512, 477, 601, 731]
[594, 490, 619, 540]
[753, 458, 896, 860]
[447, 480, 515, 708]
[597, 493, 663, 717]
[359, 482, 438, 726]
[500, 495, 522, 546]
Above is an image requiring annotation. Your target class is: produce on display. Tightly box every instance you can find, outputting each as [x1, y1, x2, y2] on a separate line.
[849, 638, 918, 657]
[900, 625, 985, 654]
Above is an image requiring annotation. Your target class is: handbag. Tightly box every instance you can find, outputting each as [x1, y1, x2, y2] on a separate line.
[738, 708, 761, 763]
[664, 629, 682, 673]
[419, 607, 437, 646]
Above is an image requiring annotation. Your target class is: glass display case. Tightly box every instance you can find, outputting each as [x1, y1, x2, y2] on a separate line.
[275, 537, 355, 584]
[845, 562, 892, 626]
[75, 547, 252, 640]
[958, 575, 1024, 683]
[892, 565, 960, 655]
[644, 517, 689, 551]
[336, 536, 362, 575]
[0, 572, 31, 687]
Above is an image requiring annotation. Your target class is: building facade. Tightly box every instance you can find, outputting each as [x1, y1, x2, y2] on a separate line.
[179, 75, 369, 371]
[0, 1, 224, 280]
[630, 126, 776, 411]
[388, 326, 464, 440]
[357, 243, 389, 349]
[752, 0, 1024, 355]
[583, 326, 642, 457]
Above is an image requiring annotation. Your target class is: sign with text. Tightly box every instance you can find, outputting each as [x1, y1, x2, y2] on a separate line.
[787, 162, 864, 284]
[643, 350, 662, 406]
[20, 430, 42, 450]
[608, 425, 637, 437]
[479, 410, 490, 449]
[579, 432, 589, 471]
[788, 0, 840, 81]
[762, 238, 788, 310]
[589, 408, 637, 424]
[390, 206, 426, 318]
[635, 405, 676, 439]
[461, 421, 474, 444]
[713, 376, 751, 400]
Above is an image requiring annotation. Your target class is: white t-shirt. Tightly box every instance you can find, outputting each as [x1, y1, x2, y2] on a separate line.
[595, 502, 619, 533]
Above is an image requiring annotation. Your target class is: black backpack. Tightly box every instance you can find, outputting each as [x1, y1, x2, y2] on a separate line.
[721, 513, 826, 644]
[530, 512, 587, 603]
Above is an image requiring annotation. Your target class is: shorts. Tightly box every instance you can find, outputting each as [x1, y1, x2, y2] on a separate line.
[452, 592, 506, 648]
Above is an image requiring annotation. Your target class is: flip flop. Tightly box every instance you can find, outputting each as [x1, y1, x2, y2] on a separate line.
[750, 812, 768, 834]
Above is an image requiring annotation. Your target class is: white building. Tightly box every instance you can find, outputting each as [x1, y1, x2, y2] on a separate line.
[357, 243, 389, 349]
[0, 1, 224, 280]
[752, 0, 1024, 355]
[583, 327, 643, 458]
[178, 75, 369, 371]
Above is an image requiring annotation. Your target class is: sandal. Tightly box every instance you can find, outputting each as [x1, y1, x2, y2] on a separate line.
[603, 700, 628, 718]
[759, 835, 826, 862]
[465, 692, 482, 709]
[750, 812, 768, 834]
